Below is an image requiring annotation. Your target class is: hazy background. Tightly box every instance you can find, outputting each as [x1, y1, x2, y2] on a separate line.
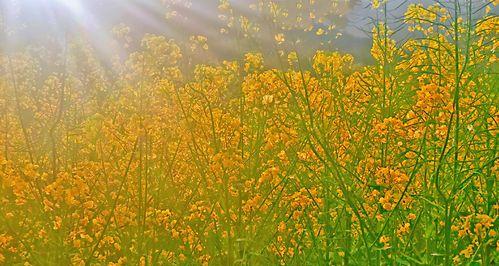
[0, 0, 491, 64]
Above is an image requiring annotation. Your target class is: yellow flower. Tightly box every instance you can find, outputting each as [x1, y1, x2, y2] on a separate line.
[53, 216, 62, 230]
[262, 94, 274, 105]
[274, 33, 285, 44]
[460, 244, 474, 258]
[379, 235, 391, 249]
[278, 221, 286, 232]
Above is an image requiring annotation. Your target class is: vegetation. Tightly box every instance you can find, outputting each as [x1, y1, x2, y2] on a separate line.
[0, 0, 497, 265]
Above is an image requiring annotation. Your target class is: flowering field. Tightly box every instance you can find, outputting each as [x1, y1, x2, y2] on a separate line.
[0, 0, 498, 265]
